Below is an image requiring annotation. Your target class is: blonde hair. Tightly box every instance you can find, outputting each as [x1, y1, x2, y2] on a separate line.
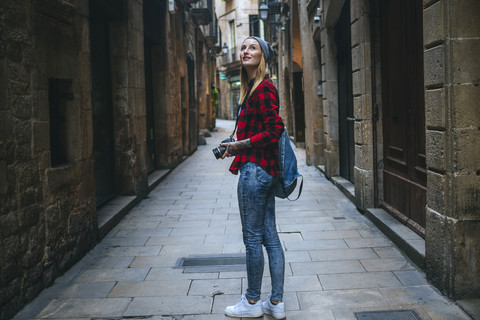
[239, 54, 266, 106]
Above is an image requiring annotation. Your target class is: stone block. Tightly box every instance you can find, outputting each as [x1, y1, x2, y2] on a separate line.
[427, 170, 446, 214]
[452, 219, 480, 298]
[425, 207, 447, 289]
[452, 39, 480, 84]
[352, 68, 371, 96]
[0, 60, 7, 110]
[455, 128, 480, 173]
[353, 166, 374, 209]
[426, 129, 446, 171]
[425, 88, 446, 128]
[353, 94, 372, 120]
[424, 45, 444, 87]
[11, 95, 32, 120]
[354, 119, 372, 145]
[453, 84, 480, 129]
[355, 143, 373, 169]
[0, 111, 13, 144]
[423, 1, 444, 47]
[454, 173, 480, 220]
[350, 0, 369, 23]
[351, 17, 370, 48]
[33, 121, 49, 154]
[0, 160, 7, 194]
[451, 0, 480, 39]
[46, 163, 82, 193]
[352, 42, 371, 72]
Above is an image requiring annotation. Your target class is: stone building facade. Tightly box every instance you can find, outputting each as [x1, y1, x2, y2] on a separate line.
[215, 0, 265, 120]
[267, 0, 479, 306]
[0, 0, 217, 318]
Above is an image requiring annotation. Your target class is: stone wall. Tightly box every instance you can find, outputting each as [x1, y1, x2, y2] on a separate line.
[424, 0, 480, 299]
[0, 1, 97, 318]
[351, 0, 375, 210]
[298, 0, 325, 167]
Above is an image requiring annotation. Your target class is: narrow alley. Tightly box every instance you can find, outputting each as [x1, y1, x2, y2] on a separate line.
[13, 120, 471, 320]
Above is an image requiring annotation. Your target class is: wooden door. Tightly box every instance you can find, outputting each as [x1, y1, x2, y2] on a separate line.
[90, 17, 116, 206]
[293, 72, 305, 143]
[187, 53, 197, 154]
[336, 0, 355, 183]
[380, 0, 426, 234]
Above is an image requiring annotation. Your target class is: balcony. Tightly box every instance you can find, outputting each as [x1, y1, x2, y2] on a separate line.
[221, 47, 239, 65]
[190, 0, 213, 26]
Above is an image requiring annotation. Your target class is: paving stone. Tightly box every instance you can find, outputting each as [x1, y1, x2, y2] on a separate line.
[130, 256, 178, 268]
[302, 230, 362, 240]
[372, 246, 405, 259]
[345, 237, 392, 248]
[331, 305, 430, 320]
[51, 282, 116, 299]
[284, 250, 311, 263]
[159, 243, 224, 256]
[421, 300, 472, 320]
[284, 239, 348, 251]
[297, 289, 388, 309]
[74, 268, 150, 282]
[123, 296, 213, 316]
[108, 280, 191, 297]
[360, 258, 415, 272]
[114, 228, 173, 238]
[291, 260, 366, 275]
[145, 235, 206, 246]
[36, 298, 131, 318]
[146, 267, 219, 281]
[188, 278, 242, 296]
[284, 275, 323, 292]
[284, 310, 336, 320]
[309, 248, 379, 261]
[105, 246, 162, 257]
[379, 285, 453, 305]
[319, 271, 402, 290]
[101, 236, 150, 247]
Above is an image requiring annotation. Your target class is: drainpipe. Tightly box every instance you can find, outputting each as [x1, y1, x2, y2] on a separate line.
[369, 0, 379, 206]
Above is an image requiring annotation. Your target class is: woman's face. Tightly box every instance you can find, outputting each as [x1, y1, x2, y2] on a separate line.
[240, 38, 263, 70]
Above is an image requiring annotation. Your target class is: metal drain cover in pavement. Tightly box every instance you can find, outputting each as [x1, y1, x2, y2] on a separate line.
[175, 254, 246, 273]
[355, 310, 422, 320]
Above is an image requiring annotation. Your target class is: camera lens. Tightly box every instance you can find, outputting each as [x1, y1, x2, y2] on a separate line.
[212, 146, 226, 159]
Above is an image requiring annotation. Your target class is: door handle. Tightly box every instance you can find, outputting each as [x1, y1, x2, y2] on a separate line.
[346, 117, 356, 121]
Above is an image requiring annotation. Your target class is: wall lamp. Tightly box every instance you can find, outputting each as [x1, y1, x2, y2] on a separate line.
[314, 7, 322, 25]
[221, 42, 228, 55]
[259, 1, 269, 21]
[210, 43, 229, 59]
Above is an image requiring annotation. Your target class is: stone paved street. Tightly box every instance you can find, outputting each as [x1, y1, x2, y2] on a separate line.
[13, 120, 472, 320]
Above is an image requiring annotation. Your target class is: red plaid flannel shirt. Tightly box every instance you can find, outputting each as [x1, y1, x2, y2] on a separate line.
[229, 77, 285, 176]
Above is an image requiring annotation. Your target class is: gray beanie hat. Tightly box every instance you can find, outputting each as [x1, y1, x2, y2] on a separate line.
[246, 36, 274, 63]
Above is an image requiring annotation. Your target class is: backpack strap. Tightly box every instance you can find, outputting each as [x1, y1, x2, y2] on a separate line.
[284, 176, 303, 201]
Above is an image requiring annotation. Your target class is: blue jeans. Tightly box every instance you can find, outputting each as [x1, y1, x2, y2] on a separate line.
[238, 162, 285, 302]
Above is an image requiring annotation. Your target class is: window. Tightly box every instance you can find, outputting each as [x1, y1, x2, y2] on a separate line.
[249, 15, 260, 36]
[229, 19, 235, 52]
[49, 78, 74, 166]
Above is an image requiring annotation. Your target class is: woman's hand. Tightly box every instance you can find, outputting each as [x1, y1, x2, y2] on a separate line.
[220, 139, 252, 159]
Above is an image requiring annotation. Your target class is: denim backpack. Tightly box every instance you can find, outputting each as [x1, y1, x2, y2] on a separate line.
[273, 129, 303, 200]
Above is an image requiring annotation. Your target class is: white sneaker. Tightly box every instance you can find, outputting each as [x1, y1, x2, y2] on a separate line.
[262, 297, 285, 319]
[225, 294, 263, 318]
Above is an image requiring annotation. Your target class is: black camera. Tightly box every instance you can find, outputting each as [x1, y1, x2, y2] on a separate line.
[212, 137, 235, 159]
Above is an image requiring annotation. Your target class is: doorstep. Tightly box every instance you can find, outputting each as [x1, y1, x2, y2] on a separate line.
[96, 169, 170, 239]
[316, 166, 425, 270]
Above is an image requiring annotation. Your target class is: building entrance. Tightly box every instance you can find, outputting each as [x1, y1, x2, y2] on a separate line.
[380, 0, 426, 234]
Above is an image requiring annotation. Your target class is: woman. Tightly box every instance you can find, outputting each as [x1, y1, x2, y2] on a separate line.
[220, 36, 286, 319]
